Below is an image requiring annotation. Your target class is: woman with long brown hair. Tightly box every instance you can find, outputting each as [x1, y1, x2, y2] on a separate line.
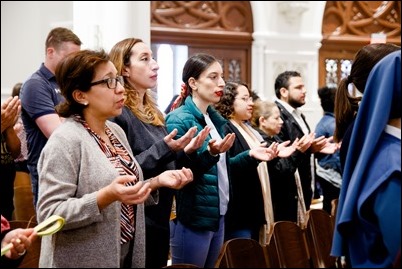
[109, 38, 209, 268]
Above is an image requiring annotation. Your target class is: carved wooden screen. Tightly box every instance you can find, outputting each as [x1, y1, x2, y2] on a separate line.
[151, 1, 253, 85]
[319, 1, 401, 88]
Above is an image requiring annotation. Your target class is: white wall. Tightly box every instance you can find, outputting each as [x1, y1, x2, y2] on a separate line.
[72, 1, 150, 52]
[251, 1, 326, 129]
[1, 1, 74, 99]
[1, 1, 326, 130]
[1, 1, 150, 102]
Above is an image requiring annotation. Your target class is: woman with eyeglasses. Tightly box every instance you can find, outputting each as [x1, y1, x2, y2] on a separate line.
[109, 38, 209, 268]
[36, 49, 193, 268]
[214, 81, 279, 244]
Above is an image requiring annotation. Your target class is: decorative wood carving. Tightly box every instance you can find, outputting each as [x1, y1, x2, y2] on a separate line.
[151, 1, 253, 32]
[322, 1, 400, 40]
[319, 1, 401, 88]
[151, 1, 253, 85]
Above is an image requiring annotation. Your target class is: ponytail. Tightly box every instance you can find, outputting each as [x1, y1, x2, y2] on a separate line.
[170, 83, 190, 111]
[334, 77, 361, 142]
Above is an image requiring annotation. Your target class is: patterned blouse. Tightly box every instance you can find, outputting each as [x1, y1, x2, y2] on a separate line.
[74, 115, 139, 244]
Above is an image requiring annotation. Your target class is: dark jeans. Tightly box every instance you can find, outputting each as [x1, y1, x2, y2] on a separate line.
[27, 163, 38, 207]
[145, 222, 170, 268]
[170, 216, 225, 268]
[317, 175, 340, 214]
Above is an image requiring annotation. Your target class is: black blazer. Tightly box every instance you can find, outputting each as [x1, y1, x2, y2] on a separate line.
[275, 101, 314, 210]
[256, 128, 301, 222]
[222, 121, 266, 232]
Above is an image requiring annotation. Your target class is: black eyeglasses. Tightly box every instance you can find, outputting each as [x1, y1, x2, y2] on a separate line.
[90, 76, 124, 89]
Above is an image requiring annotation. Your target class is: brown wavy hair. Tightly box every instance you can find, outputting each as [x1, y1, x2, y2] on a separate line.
[109, 38, 164, 126]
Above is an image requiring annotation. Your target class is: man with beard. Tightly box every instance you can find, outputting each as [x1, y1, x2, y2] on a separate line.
[274, 71, 331, 214]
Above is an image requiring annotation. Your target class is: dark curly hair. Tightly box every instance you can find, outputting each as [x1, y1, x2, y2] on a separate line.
[215, 81, 251, 119]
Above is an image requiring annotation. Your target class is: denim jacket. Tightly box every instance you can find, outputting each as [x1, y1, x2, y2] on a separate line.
[314, 112, 341, 173]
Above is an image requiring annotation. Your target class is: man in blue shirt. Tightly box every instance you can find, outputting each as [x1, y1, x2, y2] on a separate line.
[20, 27, 81, 206]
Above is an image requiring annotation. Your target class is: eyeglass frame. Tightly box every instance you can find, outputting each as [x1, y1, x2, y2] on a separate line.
[89, 75, 124, 89]
[235, 96, 253, 102]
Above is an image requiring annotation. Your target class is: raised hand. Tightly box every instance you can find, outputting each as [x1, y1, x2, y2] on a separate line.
[156, 167, 193, 189]
[250, 141, 279, 161]
[295, 133, 314, 153]
[310, 134, 328, 153]
[109, 175, 152, 206]
[208, 133, 236, 156]
[1, 96, 21, 133]
[164, 126, 198, 152]
[277, 140, 296, 158]
[184, 126, 211, 154]
[319, 136, 341, 154]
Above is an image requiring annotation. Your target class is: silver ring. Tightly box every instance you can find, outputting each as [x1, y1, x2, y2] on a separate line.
[18, 249, 26, 256]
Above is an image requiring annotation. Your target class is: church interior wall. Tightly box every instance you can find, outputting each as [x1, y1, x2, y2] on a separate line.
[1, 1, 327, 129]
